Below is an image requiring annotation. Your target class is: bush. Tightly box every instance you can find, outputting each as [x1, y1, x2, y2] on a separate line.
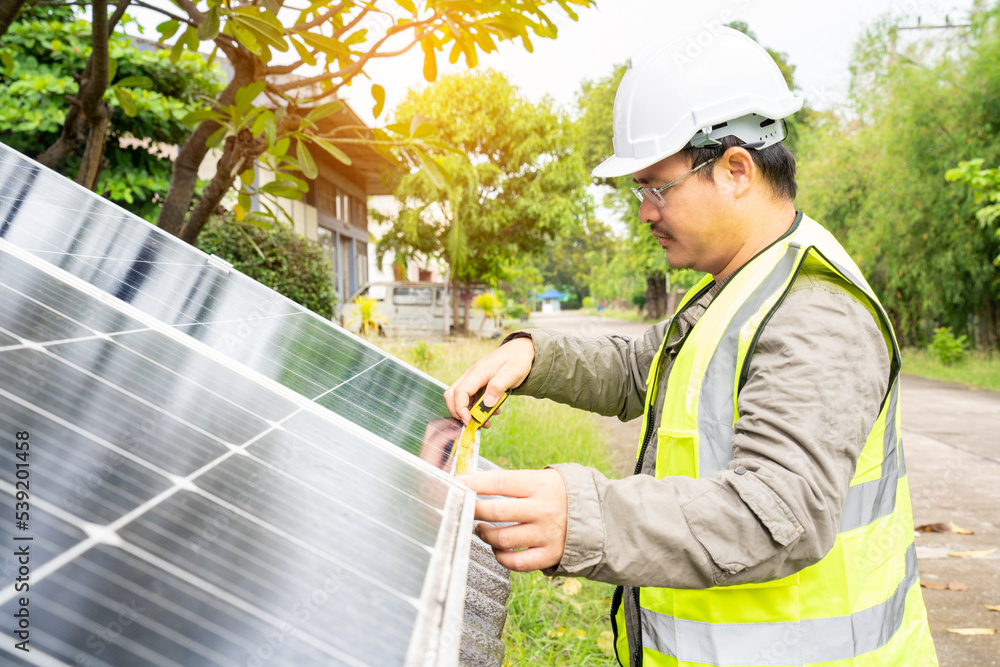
[505, 303, 528, 320]
[928, 327, 969, 365]
[196, 217, 338, 319]
[631, 292, 647, 309]
[582, 296, 595, 309]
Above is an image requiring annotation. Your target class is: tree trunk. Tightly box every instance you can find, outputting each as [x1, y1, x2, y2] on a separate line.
[33, 0, 129, 183]
[156, 49, 255, 238]
[0, 0, 28, 39]
[76, 111, 111, 189]
[645, 274, 667, 320]
[463, 281, 472, 334]
[451, 275, 461, 335]
[177, 129, 266, 244]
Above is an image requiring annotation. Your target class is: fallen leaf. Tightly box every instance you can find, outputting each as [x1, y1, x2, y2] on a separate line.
[946, 628, 996, 636]
[949, 521, 975, 535]
[986, 605, 1000, 612]
[921, 581, 969, 591]
[916, 522, 950, 533]
[561, 579, 582, 596]
[948, 548, 997, 559]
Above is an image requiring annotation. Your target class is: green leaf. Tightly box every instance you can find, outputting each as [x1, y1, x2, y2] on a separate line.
[372, 84, 385, 119]
[113, 88, 138, 117]
[261, 0, 280, 14]
[206, 125, 228, 148]
[416, 150, 445, 188]
[0, 51, 13, 76]
[305, 101, 343, 124]
[271, 136, 291, 157]
[114, 75, 153, 89]
[196, 7, 221, 41]
[107, 58, 118, 83]
[156, 19, 180, 42]
[251, 110, 272, 138]
[260, 180, 304, 198]
[238, 190, 251, 211]
[263, 116, 277, 145]
[181, 108, 225, 125]
[235, 81, 267, 112]
[296, 140, 318, 179]
[313, 138, 352, 166]
[240, 168, 255, 187]
[290, 37, 316, 66]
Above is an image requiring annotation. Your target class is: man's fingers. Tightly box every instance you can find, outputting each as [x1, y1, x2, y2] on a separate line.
[476, 521, 546, 552]
[459, 469, 542, 499]
[493, 545, 561, 572]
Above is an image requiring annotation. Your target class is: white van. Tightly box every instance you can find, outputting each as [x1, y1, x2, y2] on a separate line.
[343, 281, 501, 338]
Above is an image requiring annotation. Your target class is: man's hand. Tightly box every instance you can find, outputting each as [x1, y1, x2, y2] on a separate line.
[459, 469, 567, 572]
[444, 337, 534, 425]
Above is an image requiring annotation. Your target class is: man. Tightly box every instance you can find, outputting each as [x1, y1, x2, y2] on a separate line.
[444, 26, 938, 667]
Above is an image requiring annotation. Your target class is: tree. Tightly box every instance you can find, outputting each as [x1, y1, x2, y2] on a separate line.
[538, 215, 613, 308]
[376, 69, 590, 330]
[796, 4, 1000, 348]
[0, 5, 224, 220]
[99, 0, 592, 245]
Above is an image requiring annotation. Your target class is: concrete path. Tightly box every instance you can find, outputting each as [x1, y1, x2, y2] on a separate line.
[529, 310, 999, 665]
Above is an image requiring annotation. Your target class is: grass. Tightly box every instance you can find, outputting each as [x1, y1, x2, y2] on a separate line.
[902, 347, 1000, 392]
[577, 306, 650, 322]
[378, 338, 620, 666]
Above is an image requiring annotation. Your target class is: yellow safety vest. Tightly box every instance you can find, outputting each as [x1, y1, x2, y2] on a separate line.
[612, 215, 937, 667]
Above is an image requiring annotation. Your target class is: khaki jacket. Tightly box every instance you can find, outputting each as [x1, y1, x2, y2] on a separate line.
[510, 272, 890, 590]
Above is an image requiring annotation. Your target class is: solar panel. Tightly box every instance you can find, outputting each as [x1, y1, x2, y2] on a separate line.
[0, 143, 476, 665]
[0, 143, 459, 463]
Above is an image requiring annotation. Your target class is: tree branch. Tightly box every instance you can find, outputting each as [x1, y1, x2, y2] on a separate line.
[107, 0, 131, 34]
[291, 2, 345, 32]
[330, 5, 369, 40]
[130, 0, 198, 27]
[274, 30, 424, 93]
[172, 0, 203, 22]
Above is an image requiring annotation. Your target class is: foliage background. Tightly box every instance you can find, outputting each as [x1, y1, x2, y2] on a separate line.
[197, 216, 338, 318]
[0, 4, 223, 221]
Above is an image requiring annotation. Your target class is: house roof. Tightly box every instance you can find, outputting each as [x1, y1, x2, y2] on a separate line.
[536, 289, 567, 300]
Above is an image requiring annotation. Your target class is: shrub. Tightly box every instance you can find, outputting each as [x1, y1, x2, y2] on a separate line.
[345, 296, 388, 336]
[928, 327, 969, 365]
[196, 216, 338, 319]
[505, 303, 528, 320]
[631, 292, 647, 309]
[582, 296, 595, 309]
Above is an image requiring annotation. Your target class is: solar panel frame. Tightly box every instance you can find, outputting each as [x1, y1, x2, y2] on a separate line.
[0, 155, 478, 665]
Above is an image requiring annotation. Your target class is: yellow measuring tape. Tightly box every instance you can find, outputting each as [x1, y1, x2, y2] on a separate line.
[453, 391, 509, 476]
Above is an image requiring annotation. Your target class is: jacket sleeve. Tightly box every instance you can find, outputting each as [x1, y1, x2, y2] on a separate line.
[546, 275, 891, 588]
[508, 321, 670, 422]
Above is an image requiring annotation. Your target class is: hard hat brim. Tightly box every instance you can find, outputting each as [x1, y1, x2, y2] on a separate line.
[591, 153, 667, 179]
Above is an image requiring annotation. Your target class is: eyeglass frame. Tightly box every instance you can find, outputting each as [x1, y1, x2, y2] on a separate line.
[630, 157, 719, 208]
[629, 140, 765, 208]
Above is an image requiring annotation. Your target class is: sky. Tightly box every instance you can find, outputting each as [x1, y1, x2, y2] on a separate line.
[353, 0, 978, 126]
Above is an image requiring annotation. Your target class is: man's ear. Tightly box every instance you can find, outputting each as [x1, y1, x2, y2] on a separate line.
[718, 147, 755, 199]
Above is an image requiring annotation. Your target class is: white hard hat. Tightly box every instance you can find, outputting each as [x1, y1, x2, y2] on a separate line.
[592, 26, 803, 178]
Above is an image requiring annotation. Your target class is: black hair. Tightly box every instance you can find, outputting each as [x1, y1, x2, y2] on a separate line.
[679, 134, 797, 201]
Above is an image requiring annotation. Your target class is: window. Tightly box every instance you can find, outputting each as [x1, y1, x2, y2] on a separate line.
[393, 287, 434, 306]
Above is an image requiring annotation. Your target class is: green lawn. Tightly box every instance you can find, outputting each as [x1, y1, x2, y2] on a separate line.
[902, 348, 1000, 392]
[379, 338, 620, 666]
[577, 307, 649, 322]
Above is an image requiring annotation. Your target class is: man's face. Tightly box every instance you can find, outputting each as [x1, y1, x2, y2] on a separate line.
[631, 152, 745, 276]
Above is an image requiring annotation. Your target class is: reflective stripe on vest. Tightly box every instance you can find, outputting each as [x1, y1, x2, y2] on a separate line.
[616, 215, 937, 667]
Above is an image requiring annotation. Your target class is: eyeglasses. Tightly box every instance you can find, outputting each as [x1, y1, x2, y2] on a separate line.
[630, 157, 719, 208]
